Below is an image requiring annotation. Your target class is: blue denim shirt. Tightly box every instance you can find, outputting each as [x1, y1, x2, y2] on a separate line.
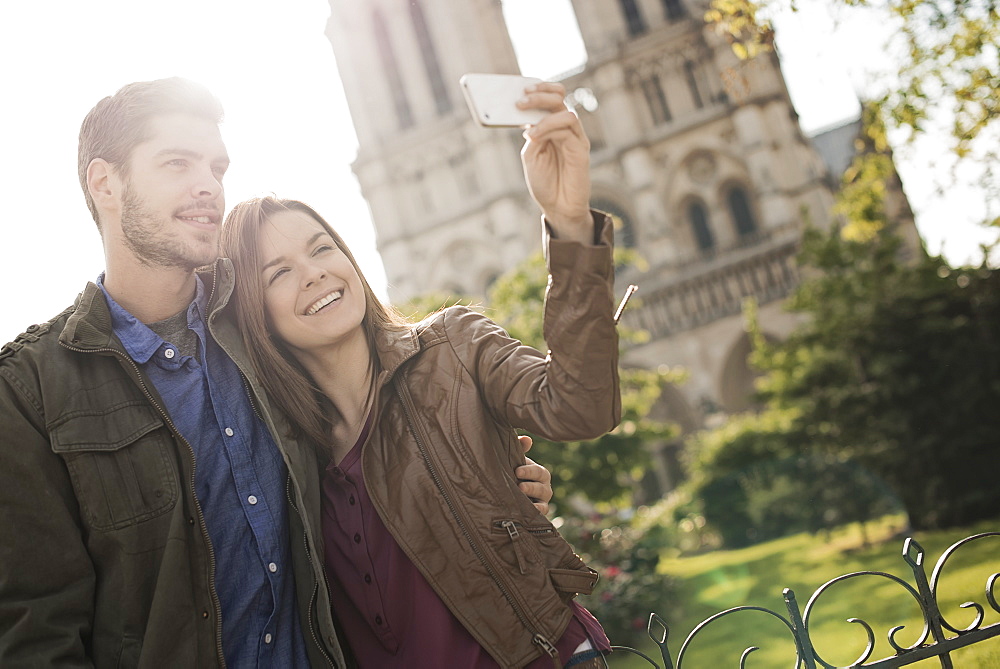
[98, 275, 309, 668]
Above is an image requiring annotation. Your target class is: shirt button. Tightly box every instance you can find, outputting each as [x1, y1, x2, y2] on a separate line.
[248, 495, 258, 505]
[264, 633, 273, 644]
[164, 348, 175, 359]
[375, 615, 383, 626]
[354, 533, 361, 544]
[349, 496, 355, 505]
[268, 562, 278, 573]
[364, 574, 372, 584]
[225, 427, 234, 437]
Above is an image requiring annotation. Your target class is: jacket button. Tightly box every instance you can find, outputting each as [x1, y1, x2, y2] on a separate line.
[202, 611, 209, 619]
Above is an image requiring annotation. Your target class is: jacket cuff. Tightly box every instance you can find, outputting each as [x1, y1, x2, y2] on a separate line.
[544, 210, 615, 276]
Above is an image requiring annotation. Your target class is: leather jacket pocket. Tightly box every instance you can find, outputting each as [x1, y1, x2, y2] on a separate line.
[492, 518, 554, 574]
[50, 402, 178, 532]
[548, 567, 599, 596]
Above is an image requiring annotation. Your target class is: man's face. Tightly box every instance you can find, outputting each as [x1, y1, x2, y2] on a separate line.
[112, 113, 230, 271]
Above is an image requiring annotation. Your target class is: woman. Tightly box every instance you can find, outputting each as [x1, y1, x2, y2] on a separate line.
[220, 82, 620, 668]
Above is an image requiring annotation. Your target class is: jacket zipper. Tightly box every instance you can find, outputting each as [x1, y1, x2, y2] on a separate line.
[61, 343, 226, 667]
[497, 519, 559, 575]
[286, 476, 337, 668]
[393, 376, 560, 666]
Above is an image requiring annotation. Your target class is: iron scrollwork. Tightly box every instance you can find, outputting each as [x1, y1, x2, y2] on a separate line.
[606, 532, 1000, 668]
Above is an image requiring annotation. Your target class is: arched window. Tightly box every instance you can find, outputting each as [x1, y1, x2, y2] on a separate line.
[662, 0, 686, 20]
[620, 0, 647, 36]
[688, 200, 714, 251]
[727, 187, 757, 237]
[683, 60, 704, 109]
[592, 198, 637, 248]
[373, 10, 413, 129]
[409, 0, 451, 115]
[640, 75, 671, 125]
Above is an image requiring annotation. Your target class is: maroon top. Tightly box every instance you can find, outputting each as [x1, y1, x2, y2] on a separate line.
[320, 411, 609, 667]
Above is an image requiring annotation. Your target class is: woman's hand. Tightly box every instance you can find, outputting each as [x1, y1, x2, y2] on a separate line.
[515, 435, 554, 515]
[519, 82, 592, 245]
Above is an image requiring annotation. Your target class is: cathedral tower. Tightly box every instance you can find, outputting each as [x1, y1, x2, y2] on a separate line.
[325, 0, 915, 482]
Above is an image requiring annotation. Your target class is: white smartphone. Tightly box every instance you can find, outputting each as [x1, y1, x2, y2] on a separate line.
[460, 73, 548, 128]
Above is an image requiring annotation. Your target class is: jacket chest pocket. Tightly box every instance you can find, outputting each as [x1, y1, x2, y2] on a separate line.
[50, 402, 178, 532]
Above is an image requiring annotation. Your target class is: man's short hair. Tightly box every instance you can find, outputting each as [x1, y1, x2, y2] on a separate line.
[77, 77, 224, 229]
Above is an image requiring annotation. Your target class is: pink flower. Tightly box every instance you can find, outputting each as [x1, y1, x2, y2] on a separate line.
[605, 565, 622, 578]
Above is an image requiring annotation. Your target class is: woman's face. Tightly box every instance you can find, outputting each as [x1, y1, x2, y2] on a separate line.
[256, 209, 366, 355]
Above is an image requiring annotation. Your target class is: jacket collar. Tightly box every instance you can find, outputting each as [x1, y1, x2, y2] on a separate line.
[59, 259, 234, 352]
[372, 321, 423, 387]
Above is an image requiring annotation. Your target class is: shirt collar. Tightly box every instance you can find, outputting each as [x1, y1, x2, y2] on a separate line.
[97, 273, 208, 365]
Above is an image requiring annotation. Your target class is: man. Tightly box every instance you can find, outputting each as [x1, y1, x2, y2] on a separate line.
[0, 77, 553, 667]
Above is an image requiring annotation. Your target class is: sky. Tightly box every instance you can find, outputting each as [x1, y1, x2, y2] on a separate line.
[1, 0, 996, 343]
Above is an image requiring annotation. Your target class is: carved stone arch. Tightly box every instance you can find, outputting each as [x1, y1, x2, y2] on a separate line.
[590, 192, 637, 248]
[717, 330, 778, 412]
[649, 382, 698, 434]
[719, 179, 759, 239]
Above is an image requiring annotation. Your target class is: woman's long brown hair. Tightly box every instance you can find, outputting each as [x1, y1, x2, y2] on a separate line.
[220, 196, 409, 448]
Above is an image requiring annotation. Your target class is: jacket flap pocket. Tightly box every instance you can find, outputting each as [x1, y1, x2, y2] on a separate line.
[50, 402, 164, 453]
[549, 567, 599, 596]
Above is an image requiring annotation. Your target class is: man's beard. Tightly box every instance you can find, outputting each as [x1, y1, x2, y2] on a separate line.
[120, 182, 219, 271]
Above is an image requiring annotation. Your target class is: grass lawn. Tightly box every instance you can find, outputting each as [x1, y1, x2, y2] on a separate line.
[605, 516, 1000, 668]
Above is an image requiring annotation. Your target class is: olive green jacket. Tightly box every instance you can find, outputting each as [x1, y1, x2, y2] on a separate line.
[0, 260, 345, 668]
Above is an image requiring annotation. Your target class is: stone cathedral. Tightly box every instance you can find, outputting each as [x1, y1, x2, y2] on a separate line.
[324, 0, 919, 491]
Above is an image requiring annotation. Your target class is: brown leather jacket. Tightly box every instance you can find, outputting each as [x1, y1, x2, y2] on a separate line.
[352, 212, 621, 667]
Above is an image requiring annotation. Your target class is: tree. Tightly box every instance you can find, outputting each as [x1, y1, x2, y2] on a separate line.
[747, 223, 1000, 530]
[706, 0, 1000, 227]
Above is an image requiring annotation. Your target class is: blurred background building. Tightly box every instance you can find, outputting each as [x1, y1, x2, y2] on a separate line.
[324, 0, 920, 491]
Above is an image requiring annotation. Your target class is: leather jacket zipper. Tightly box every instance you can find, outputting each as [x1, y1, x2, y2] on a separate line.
[500, 520, 529, 575]
[495, 519, 558, 575]
[393, 376, 560, 665]
[61, 342, 226, 667]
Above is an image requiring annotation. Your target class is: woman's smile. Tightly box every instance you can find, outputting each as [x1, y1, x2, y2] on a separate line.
[305, 289, 344, 316]
[257, 209, 367, 354]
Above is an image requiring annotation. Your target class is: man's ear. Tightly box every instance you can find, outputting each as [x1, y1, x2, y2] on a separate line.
[87, 158, 119, 209]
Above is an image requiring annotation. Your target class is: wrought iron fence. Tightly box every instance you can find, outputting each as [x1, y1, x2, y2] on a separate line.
[606, 532, 999, 668]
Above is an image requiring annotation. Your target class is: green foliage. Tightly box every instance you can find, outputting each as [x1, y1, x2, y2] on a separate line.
[561, 509, 679, 648]
[681, 408, 903, 547]
[750, 224, 1000, 530]
[686, 218, 1000, 540]
[705, 0, 1000, 226]
[486, 250, 680, 507]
